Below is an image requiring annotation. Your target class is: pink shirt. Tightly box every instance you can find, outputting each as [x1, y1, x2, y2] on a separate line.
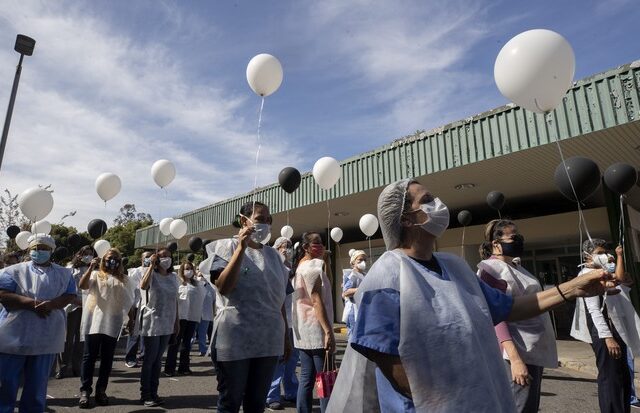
[479, 256, 512, 344]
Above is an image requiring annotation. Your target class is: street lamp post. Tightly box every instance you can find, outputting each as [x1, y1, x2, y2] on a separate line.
[0, 34, 36, 172]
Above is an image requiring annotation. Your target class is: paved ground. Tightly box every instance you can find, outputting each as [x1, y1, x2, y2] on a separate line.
[19, 337, 622, 412]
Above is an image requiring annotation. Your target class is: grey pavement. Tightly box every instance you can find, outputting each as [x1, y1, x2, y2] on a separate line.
[22, 337, 625, 412]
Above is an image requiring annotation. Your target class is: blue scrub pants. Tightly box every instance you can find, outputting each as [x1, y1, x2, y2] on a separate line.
[194, 319, 212, 354]
[0, 353, 56, 413]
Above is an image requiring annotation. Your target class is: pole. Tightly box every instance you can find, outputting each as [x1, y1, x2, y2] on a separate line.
[0, 54, 25, 171]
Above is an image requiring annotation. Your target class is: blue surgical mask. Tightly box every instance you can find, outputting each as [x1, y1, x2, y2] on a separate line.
[30, 250, 51, 265]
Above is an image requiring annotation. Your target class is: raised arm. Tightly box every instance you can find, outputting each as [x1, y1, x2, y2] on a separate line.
[215, 229, 252, 296]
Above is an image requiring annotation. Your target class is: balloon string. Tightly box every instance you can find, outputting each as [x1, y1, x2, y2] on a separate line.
[252, 97, 265, 211]
[619, 195, 629, 272]
[326, 199, 331, 252]
[461, 226, 466, 260]
[367, 237, 372, 261]
[498, 210, 502, 219]
[287, 210, 290, 227]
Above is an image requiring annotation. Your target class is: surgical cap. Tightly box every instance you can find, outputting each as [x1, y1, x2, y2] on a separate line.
[28, 233, 56, 249]
[582, 238, 607, 255]
[349, 250, 366, 265]
[377, 178, 413, 250]
[273, 236, 291, 250]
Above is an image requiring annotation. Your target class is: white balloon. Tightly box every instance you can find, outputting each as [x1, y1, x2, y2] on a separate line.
[94, 239, 111, 258]
[261, 232, 272, 245]
[280, 225, 294, 239]
[330, 227, 343, 243]
[170, 219, 188, 239]
[18, 187, 54, 221]
[246, 54, 283, 97]
[15, 231, 32, 250]
[348, 248, 356, 257]
[494, 29, 575, 113]
[95, 172, 122, 202]
[31, 220, 51, 235]
[313, 157, 341, 190]
[359, 214, 379, 237]
[294, 242, 300, 250]
[159, 217, 174, 236]
[151, 160, 176, 188]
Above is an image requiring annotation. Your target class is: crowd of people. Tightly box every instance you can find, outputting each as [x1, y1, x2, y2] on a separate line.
[0, 177, 636, 413]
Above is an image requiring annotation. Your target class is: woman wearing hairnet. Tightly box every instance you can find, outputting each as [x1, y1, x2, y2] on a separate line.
[342, 250, 367, 342]
[0, 234, 77, 413]
[328, 179, 619, 413]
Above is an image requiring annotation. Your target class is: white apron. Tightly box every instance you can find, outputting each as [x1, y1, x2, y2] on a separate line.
[178, 281, 206, 322]
[478, 259, 558, 368]
[327, 250, 516, 413]
[205, 238, 287, 361]
[0, 262, 74, 355]
[571, 269, 640, 355]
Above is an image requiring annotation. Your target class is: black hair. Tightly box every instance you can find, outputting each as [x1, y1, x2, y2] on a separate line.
[232, 201, 269, 228]
[291, 232, 324, 275]
[71, 245, 97, 268]
[479, 219, 517, 260]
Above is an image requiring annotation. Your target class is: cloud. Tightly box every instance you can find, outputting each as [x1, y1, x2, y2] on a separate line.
[0, 1, 300, 230]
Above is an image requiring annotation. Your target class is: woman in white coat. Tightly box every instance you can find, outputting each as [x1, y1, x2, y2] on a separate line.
[478, 219, 557, 413]
[78, 248, 134, 408]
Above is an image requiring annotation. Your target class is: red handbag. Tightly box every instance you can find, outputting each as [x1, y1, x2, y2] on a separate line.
[315, 351, 338, 398]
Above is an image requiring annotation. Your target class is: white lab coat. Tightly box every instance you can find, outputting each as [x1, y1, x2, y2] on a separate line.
[0, 262, 74, 355]
[477, 258, 558, 368]
[177, 280, 206, 322]
[139, 271, 179, 337]
[328, 250, 516, 413]
[571, 268, 640, 355]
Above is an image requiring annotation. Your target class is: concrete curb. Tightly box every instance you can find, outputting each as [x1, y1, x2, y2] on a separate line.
[559, 357, 640, 388]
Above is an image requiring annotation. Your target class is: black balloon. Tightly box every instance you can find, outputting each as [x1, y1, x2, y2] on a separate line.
[87, 219, 108, 239]
[6, 225, 20, 239]
[188, 236, 203, 252]
[554, 157, 601, 202]
[186, 253, 195, 262]
[278, 167, 302, 194]
[457, 210, 472, 226]
[67, 233, 81, 248]
[53, 246, 69, 260]
[486, 191, 505, 211]
[604, 163, 638, 195]
[166, 241, 178, 253]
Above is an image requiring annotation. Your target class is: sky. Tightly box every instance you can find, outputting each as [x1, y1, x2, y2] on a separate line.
[0, 0, 638, 231]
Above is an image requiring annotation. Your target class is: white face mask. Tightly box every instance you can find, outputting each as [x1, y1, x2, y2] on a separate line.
[183, 270, 193, 278]
[81, 255, 94, 264]
[251, 223, 271, 244]
[159, 257, 172, 270]
[356, 261, 367, 271]
[413, 197, 450, 238]
[591, 253, 614, 269]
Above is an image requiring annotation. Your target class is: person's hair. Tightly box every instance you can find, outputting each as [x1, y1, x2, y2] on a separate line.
[478, 219, 517, 260]
[582, 238, 608, 257]
[178, 261, 197, 286]
[98, 248, 126, 283]
[232, 201, 270, 228]
[71, 245, 96, 268]
[156, 248, 175, 273]
[291, 232, 323, 275]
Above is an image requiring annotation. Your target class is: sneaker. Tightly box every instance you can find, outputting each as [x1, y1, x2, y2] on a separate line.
[267, 401, 284, 410]
[143, 399, 161, 407]
[177, 369, 193, 376]
[631, 401, 640, 409]
[153, 396, 165, 405]
[95, 392, 109, 406]
[125, 360, 138, 368]
[163, 371, 175, 377]
[78, 391, 90, 409]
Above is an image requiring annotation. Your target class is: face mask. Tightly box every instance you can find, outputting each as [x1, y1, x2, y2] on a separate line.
[356, 261, 367, 271]
[309, 244, 325, 259]
[30, 250, 51, 265]
[81, 255, 94, 264]
[159, 257, 172, 270]
[251, 223, 271, 244]
[184, 270, 193, 278]
[498, 238, 524, 259]
[591, 253, 614, 269]
[413, 198, 450, 238]
[105, 258, 120, 270]
[142, 257, 151, 267]
[284, 248, 293, 260]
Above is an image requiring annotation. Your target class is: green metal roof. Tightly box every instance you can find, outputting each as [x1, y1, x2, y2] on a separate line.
[135, 61, 640, 248]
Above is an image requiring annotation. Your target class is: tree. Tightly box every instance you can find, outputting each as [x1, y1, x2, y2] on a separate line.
[114, 204, 153, 226]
